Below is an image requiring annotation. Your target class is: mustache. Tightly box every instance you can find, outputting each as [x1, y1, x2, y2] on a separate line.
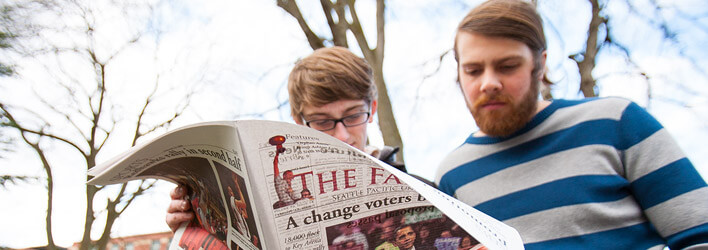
[472, 93, 514, 110]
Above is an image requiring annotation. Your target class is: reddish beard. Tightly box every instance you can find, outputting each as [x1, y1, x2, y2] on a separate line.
[470, 83, 539, 137]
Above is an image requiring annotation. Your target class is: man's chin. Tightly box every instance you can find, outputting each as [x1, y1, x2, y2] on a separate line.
[474, 115, 522, 137]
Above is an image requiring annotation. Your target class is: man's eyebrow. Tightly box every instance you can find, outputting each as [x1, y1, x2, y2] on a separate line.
[459, 59, 482, 67]
[493, 55, 524, 64]
[461, 55, 525, 66]
[344, 104, 368, 112]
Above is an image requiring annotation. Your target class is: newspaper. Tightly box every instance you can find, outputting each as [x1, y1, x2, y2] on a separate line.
[88, 120, 524, 250]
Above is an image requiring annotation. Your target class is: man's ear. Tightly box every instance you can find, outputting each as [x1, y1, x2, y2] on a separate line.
[369, 100, 378, 123]
[538, 50, 547, 82]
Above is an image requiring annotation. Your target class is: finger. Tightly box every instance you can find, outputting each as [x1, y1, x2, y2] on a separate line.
[166, 212, 194, 233]
[167, 199, 191, 213]
[170, 185, 186, 199]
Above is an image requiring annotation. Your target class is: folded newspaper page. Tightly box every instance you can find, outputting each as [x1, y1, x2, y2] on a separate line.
[88, 120, 523, 250]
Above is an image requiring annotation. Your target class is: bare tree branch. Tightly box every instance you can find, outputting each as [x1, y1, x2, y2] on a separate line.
[0, 103, 58, 249]
[1, 1, 203, 249]
[1, 104, 87, 154]
[277, 0, 324, 49]
[320, 0, 348, 47]
[375, 0, 385, 62]
[572, 0, 603, 97]
[345, 0, 374, 60]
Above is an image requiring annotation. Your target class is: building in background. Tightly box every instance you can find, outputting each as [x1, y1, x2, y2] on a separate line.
[69, 232, 173, 250]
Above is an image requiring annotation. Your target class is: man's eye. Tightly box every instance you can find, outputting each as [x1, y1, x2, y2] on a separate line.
[311, 120, 331, 126]
[499, 64, 519, 72]
[343, 113, 363, 122]
[464, 68, 482, 76]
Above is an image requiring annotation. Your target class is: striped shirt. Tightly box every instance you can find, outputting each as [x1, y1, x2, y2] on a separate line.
[436, 98, 708, 249]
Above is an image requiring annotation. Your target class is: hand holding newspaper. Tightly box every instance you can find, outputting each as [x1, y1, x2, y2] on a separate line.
[88, 120, 524, 250]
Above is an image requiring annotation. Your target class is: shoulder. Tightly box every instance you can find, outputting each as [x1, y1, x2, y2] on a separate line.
[531, 97, 640, 134]
[550, 97, 634, 119]
[435, 141, 470, 185]
[370, 145, 407, 172]
[553, 96, 632, 107]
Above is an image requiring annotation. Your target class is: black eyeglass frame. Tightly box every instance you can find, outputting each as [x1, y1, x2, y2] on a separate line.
[304, 111, 371, 131]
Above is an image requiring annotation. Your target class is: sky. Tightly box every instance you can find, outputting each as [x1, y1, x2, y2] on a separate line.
[1, 0, 707, 248]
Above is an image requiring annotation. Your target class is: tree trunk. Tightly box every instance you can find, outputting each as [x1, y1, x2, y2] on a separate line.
[372, 65, 404, 157]
[79, 184, 97, 250]
[576, 0, 602, 97]
[41, 149, 56, 249]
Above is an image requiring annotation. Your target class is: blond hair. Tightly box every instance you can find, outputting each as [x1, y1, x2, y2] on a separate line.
[288, 46, 377, 123]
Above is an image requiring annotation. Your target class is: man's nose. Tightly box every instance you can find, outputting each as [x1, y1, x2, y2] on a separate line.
[330, 121, 350, 142]
[480, 71, 502, 94]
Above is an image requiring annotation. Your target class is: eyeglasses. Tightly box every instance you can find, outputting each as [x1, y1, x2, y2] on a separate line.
[304, 112, 371, 131]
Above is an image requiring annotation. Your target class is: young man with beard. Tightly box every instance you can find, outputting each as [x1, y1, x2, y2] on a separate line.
[435, 0, 708, 249]
[166, 46, 429, 233]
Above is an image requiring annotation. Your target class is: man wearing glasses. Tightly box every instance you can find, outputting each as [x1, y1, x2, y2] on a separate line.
[288, 46, 382, 159]
[166, 46, 418, 232]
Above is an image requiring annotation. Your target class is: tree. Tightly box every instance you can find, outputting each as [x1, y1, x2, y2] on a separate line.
[276, 0, 406, 162]
[0, 108, 33, 188]
[0, 2, 18, 77]
[1, 1, 24, 156]
[542, 0, 708, 104]
[0, 0, 43, 192]
[0, 109, 13, 160]
[0, 0, 201, 249]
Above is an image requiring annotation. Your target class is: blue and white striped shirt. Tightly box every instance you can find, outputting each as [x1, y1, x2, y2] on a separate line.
[436, 98, 708, 249]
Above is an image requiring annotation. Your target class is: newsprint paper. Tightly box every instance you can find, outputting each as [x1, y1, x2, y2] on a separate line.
[88, 120, 523, 250]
